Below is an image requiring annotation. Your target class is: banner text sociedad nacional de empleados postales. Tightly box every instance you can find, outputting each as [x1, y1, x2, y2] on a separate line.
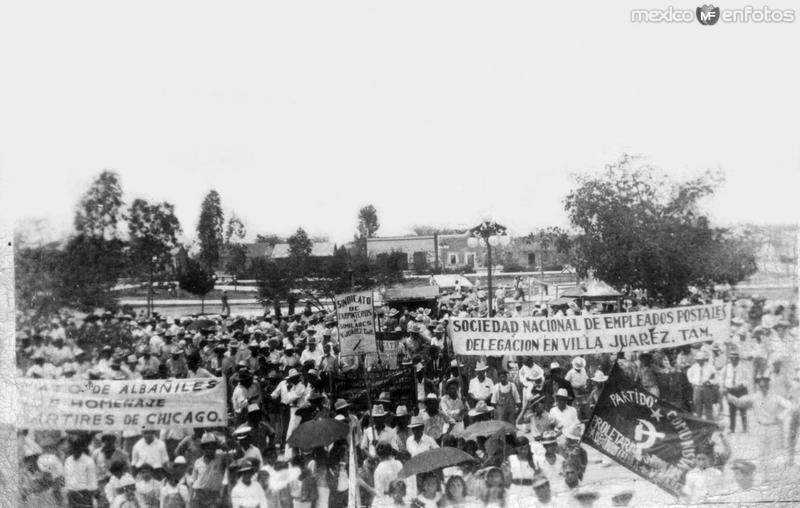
[449, 303, 730, 356]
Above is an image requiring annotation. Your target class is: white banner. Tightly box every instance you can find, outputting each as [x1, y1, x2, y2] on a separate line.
[335, 290, 378, 356]
[450, 303, 731, 356]
[17, 377, 227, 431]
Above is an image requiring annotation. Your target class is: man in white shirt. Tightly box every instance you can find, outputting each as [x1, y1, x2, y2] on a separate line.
[270, 368, 306, 450]
[721, 350, 749, 433]
[64, 441, 98, 507]
[549, 388, 580, 434]
[230, 460, 268, 508]
[232, 370, 261, 421]
[519, 357, 545, 394]
[360, 405, 397, 455]
[299, 335, 323, 366]
[687, 351, 718, 421]
[131, 430, 169, 472]
[406, 416, 438, 457]
[468, 362, 494, 407]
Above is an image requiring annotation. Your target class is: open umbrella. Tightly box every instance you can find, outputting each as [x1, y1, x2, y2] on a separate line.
[456, 420, 516, 440]
[484, 427, 515, 462]
[398, 447, 476, 479]
[187, 318, 216, 331]
[287, 417, 349, 449]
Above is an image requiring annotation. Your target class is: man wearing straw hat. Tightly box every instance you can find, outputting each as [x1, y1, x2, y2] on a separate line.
[189, 433, 228, 508]
[230, 459, 268, 508]
[467, 361, 494, 408]
[687, 350, 718, 421]
[360, 404, 397, 456]
[721, 349, 749, 433]
[406, 415, 439, 457]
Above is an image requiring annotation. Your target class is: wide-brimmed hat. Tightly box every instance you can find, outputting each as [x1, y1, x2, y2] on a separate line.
[376, 391, 392, 404]
[555, 388, 570, 399]
[444, 378, 460, 390]
[334, 399, 350, 411]
[388, 308, 399, 317]
[233, 425, 252, 440]
[200, 433, 219, 447]
[409, 415, 424, 428]
[695, 351, 709, 361]
[425, 393, 439, 401]
[532, 473, 549, 488]
[590, 370, 608, 383]
[287, 368, 300, 379]
[173, 456, 187, 465]
[371, 404, 387, 417]
[550, 361, 561, 370]
[238, 459, 255, 473]
[117, 473, 136, 489]
[571, 357, 586, 369]
[449, 359, 462, 368]
[468, 400, 493, 417]
[474, 361, 488, 372]
[527, 369, 543, 382]
[541, 431, 558, 445]
[395, 405, 409, 417]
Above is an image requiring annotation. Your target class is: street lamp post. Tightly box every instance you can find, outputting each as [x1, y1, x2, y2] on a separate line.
[467, 220, 511, 316]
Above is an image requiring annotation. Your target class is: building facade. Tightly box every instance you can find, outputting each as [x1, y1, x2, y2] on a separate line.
[366, 234, 566, 272]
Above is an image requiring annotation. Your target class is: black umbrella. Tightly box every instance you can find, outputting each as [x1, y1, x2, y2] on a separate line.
[398, 447, 476, 479]
[287, 417, 349, 449]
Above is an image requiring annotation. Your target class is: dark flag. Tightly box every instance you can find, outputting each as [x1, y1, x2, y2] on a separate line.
[582, 363, 718, 497]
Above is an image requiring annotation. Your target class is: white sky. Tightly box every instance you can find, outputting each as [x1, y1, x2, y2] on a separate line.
[1, 1, 798, 245]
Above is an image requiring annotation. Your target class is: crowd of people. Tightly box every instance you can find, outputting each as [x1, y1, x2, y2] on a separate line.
[14, 289, 799, 507]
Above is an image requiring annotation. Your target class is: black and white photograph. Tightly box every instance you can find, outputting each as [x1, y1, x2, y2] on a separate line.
[0, 1, 798, 507]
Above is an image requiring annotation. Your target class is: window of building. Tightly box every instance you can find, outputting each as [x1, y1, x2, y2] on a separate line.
[449, 253, 458, 265]
[466, 253, 475, 267]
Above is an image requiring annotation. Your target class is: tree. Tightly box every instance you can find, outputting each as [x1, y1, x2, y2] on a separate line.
[224, 213, 247, 245]
[355, 205, 379, 255]
[197, 190, 225, 271]
[178, 258, 216, 314]
[255, 233, 284, 246]
[128, 199, 182, 315]
[253, 259, 293, 317]
[58, 235, 127, 311]
[285, 228, 313, 314]
[287, 227, 313, 275]
[74, 170, 125, 240]
[357, 205, 380, 239]
[564, 154, 756, 304]
[411, 225, 468, 236]
[14, 243, 65, 316]
[224, 213, 248, 288]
